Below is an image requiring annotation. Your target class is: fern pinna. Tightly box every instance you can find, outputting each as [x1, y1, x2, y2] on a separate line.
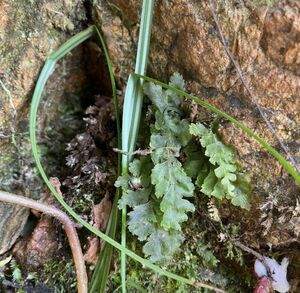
[116, 73, 250, 263]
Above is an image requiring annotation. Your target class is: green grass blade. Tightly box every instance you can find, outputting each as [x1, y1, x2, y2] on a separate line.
[49, 26, 94, 60]
[134, 1, 154, 75]
[133, 73, 300, 184]
[90, 27, 121, 292]
[89, 190, 120, 293]
[120, 1, 154, 292]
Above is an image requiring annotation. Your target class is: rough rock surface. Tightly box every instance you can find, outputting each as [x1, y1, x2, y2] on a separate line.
[13, 215, 59, 270]
[0, 0, 299, 290]
[0, 0, 87, 254]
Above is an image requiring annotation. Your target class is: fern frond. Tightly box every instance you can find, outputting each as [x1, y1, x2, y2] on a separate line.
[190, 123, 251, 209]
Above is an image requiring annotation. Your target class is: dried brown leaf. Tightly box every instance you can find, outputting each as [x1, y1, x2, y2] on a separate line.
[93, 193, 112, 231]
[50, 177, 63, 198]
[84, 193, 112, 265]
[83, 237, 99, 265]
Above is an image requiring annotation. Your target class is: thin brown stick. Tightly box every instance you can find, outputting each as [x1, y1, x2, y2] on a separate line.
[192, 280, 226, 293]
[234, 241, 264, 261]
[0, 190, 88, 293]
[234, 241, 273, 277]
[208, 0, 300, 174]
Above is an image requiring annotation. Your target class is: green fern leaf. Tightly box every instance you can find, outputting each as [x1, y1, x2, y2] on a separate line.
[146, 75, 191, 147]
[143, 229, 183, 263]
[183, 141, 206, 179]
[190, 123, 251, 209]
[150, 133, 181, 163]
[128, 202, 157, 241]
[119, 74, 252, 265]
[144, 83, 167, 113]
[115, 174, 130, 189]
[152, 159, 195, 230]
[169, 72, 185, 91]
[118, 188, 151, 209]
[200, 169, 218, 196]
[230, 174, 251, 210]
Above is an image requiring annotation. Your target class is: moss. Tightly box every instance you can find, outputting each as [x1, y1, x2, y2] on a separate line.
[36, 256, 77, 292]
[0, 0, 45, 70]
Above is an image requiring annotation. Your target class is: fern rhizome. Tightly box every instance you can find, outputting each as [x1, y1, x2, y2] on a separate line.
[116, 73, 251, 263]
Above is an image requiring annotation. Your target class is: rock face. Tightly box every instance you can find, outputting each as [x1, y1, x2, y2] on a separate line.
[0, 0, 299, 289]
[0, 0, 87, 254]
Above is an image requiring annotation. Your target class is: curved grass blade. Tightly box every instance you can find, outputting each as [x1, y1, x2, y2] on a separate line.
[29, 25, 120, 293]
[30, 26, 223, 293]
[133, 73, 300, 184]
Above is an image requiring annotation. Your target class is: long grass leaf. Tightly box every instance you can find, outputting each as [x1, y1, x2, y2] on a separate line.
[120, 1, 154, 292]
[29, 26, 121, 293]
[91, 28, 121, 293]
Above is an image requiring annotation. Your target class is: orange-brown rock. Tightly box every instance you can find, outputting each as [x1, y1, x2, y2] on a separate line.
[13, 216, 59, 270]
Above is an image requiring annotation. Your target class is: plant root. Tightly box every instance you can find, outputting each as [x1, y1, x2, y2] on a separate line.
[0, 190, 88, 293]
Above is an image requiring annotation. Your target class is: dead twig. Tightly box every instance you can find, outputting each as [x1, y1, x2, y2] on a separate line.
[208, 0, 299, 174]
[113, 147, 152, 156]
[234, 241, 264, 261]
[0, 190, 88, 293]
[234, 241, 273, 277]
